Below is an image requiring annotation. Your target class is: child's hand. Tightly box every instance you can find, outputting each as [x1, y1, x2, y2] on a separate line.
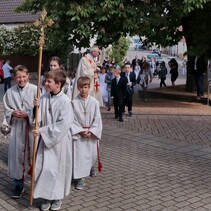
[86, 131, 92, 138]
[12, 109, 28, 118]
[32, 128, 40, 138]
[34, 98, 40, 107]
[79, 131, 87, 137]
[79, 131, 92, 138]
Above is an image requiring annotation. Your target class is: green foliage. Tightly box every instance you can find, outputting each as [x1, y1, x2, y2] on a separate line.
[110, 36, 130, 65]
[11, 0, 211, 58]
[0, 25, 39, 56]
[183, 0, 211, 12]
[0, 24, 69, 57]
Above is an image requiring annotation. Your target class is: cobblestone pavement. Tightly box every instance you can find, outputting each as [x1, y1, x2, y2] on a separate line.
[1, 96, 211, 210]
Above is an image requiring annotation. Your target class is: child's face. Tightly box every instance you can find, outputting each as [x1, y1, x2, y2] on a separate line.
[124, 64, 131, 73]
[15, 71, 29, 87]
[113, 68, 121, 77]
[50, 61, 60, 71]
[101, 68, 106, 74]
[45, 78, 61, 93]
[78, 84, 90, 98]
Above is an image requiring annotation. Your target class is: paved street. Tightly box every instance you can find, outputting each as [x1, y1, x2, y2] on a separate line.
[1, 52, 211, 210]
[1, 106, 211, 210]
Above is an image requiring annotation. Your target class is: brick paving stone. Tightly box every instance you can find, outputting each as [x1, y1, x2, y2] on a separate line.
[162, 206, 178, 211]
[1, 93, 211, 211]
[175, 201, 191, 208]
[190, 201, 206, 209]
[192, 208, 209, 211]
[176, 207, 193, 211]
[204, 203, 211, 209]
[149, 204, 165, 211]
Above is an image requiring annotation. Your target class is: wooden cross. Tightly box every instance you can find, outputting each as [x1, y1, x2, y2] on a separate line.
[30, 8, 54, 206]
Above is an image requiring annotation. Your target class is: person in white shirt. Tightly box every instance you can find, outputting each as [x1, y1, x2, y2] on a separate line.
[3, 59, 13, 93]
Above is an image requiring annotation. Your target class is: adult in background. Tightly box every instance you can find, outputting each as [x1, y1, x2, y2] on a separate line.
[168, 58, 179, 86]
[132, 55, 141, 69]
[137, 61, 153, 101]
[3, 59, 13, 93]
[159, 61, 168, 87]
[72, 46, 103, 106]
[190, 55, 207, 100]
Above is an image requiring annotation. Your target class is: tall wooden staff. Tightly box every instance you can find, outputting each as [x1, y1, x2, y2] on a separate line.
[30, 8, 53, 206]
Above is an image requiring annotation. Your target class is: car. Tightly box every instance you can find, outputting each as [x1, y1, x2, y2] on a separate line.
[0, 60, 4, 83]
[152, 48, 161, 57]
[147, 53, 159, 60]
[134, 43, 142, 50]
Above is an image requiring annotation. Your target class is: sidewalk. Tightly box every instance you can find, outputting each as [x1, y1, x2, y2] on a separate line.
[1, 87, 211, 210]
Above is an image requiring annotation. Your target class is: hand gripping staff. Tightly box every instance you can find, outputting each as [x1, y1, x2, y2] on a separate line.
[30, 8, 54, 206]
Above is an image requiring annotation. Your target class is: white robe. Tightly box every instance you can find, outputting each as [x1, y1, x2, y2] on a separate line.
[98, 73, 108, 104]
[3, 83, 37, 179]
[72, 54, 103, 106]
[71, 95, 102, 179]
[34, 91, 73, 200]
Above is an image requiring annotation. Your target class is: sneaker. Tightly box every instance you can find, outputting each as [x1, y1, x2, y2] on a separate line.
[75, 178, 85, 190]
[40, 200, 51, 211]
[12, 186, 24, 199]
[90, 167, 96, 177]
[51, 200, 62, 211]
[128, 111, 132, 116]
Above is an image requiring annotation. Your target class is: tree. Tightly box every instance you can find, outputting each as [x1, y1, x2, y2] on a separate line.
[0, 25, 65, 56]
[15, 0, 211, 91]
[110, 36, 130, 65]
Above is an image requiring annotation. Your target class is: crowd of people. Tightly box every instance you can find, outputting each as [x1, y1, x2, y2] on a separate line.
[2, 49, 103, 211]
[1, 45, 200, 211]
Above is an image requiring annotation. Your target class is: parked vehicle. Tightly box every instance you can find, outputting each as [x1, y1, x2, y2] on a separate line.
[0, 60, 4, 83]
[147, 53, 159, 60]
[152, 48, 161, 57]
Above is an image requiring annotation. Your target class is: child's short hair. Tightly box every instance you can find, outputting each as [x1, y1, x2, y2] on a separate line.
[77, 76, 90, 88]
[124, 62, 131, 67]
[13, 65, 29, 76]
[46, 69, 66, 88]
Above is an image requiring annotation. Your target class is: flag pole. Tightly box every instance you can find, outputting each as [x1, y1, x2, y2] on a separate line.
[30, 8, 53, 206]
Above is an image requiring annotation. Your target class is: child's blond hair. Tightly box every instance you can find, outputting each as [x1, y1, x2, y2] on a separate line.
[13, 65, 28, 76]
[77, 76, 90, 88]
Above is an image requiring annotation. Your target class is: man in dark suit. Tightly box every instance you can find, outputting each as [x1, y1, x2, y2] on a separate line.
[111, 66, 127, 122]
[122, 63, 137, 116]
[189, 55, 207, 100]
[132, 55, 141, 69]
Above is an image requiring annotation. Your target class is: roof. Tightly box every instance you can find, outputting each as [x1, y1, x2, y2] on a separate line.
[0, 0, 39, 24]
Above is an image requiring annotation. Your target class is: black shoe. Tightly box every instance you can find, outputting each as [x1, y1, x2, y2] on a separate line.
[107, 107, 111, 111]
[118, 118, 124, 122]
[12, 186, 24, 199]
[90, 167, 96, 177]
[114, 116, 118, 119]
[128, 111, 132, 116]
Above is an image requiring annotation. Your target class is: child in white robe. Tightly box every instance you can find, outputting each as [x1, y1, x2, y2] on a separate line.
[41, 56, 72, 99]
[98, 66, 108, 106]
[33, 70, 73, 211]
[3, 65, 37, 199]
[71, 76, 103, 190]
